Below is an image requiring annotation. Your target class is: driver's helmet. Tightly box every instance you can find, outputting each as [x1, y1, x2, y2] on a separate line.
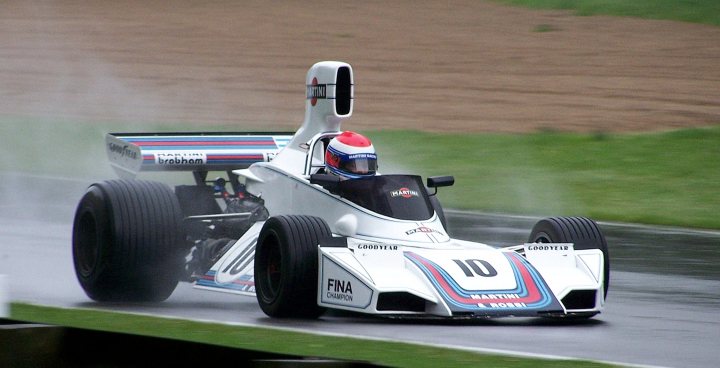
[325, 131, 377, 179]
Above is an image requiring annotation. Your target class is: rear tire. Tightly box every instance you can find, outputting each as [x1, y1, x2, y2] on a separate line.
[528, 216, 610, 298]
[254, 215, 331, 318]
[72, 180, 186, 302]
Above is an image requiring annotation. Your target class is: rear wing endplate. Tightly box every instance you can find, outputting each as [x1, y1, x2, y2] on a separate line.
[106, 132, 293, 179]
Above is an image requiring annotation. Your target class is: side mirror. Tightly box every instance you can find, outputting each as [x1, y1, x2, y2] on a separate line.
[427, 176, 455, 188]
[310, 173, 341, 192]
[427, 175, 454, 196]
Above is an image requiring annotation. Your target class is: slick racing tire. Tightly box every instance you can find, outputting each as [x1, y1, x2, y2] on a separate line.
[72, 180, 186, 302]
[529, 216, 610, 299]
[254, 215, 331, 318]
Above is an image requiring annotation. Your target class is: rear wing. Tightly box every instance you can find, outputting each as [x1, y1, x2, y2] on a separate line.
[106, 132, 293, 179]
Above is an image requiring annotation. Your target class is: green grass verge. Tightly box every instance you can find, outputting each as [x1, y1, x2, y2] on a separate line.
[2, 117, 719, 229]
[492, 0, 720, 27]
[10, 303, 619, 368]
[369, 126, 720, 229]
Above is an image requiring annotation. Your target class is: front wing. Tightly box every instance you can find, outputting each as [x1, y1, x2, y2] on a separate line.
[318, 239, 604, 318]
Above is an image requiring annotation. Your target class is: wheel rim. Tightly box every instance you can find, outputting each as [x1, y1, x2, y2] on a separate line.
[532, 231, 552, 243]
[260, 233, 282, 301]
[76, 211, 100, 277]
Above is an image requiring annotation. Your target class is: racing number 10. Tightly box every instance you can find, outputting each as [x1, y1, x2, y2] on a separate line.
[453, 259, 498, 277]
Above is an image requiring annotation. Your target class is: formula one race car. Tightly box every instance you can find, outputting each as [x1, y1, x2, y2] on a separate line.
[72, 61, 609, 319]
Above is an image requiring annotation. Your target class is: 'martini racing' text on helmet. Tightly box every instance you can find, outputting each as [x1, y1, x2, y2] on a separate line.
[325, 131, 377, 179]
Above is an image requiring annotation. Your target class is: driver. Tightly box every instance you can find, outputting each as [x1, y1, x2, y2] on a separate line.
[324, 131, 378, 179]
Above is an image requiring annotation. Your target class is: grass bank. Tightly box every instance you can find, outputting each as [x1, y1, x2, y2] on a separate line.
[370, 126, 720, 229]
[1, 118, 718, 229]
[493, 0, 720, 27]
[10, 303, 617, 368]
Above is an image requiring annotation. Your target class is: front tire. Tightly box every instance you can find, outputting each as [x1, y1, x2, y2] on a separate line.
[528, 216, 610, 298]
[72, 180, 186, 302]
[254, 215, 331, 318]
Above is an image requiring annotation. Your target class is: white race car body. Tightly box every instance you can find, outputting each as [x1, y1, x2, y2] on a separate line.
[193, 162, 604, 317]
[104, 61, 606, 318]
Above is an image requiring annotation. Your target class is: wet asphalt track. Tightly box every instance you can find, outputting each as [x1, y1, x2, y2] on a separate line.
[1, 172, 719, 368]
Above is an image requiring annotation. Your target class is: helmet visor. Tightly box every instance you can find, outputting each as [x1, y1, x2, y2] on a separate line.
[339, 153, 377, 175]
